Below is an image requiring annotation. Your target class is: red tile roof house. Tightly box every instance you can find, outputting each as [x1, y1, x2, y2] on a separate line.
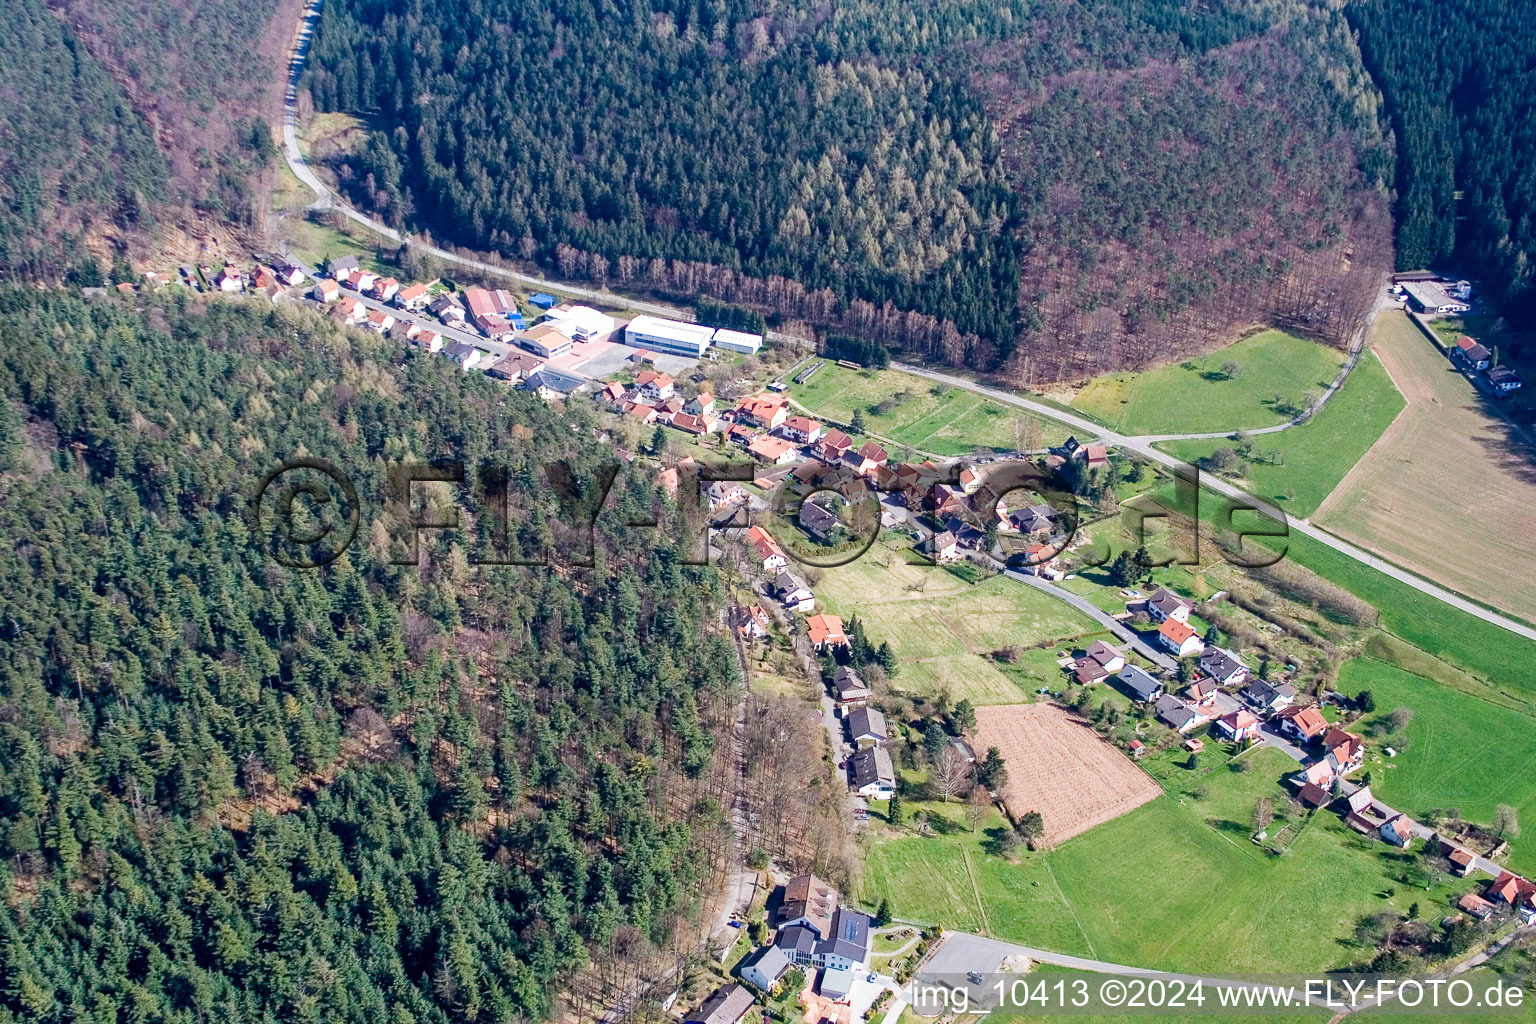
[746, 525, 788, 571]
[1379, 814, 1415, 847]
[1214, 709, 1260, 743]
[636, 370, 676, 401]
[1442, 841, 1477, 877]
[394, 283, 430, 310]
[1459, 893, 1496, 920]
[1156, 617, 1205, 658]
[370, 276, 400, 302]
[813, 429, 854, 463]
[1273, 704, 1329, 744]
[806, 613, 848, 651]
[671, 412, 719, 435]
[843, 441, 888, 476]
[781, 415, 824, 444]
[312, 278, 340, 303]
[1183, 677, 1219, 708]
[736, 393, 788, 429]
[747, 435, 799, 465]
[1487, 872, 1536, 922]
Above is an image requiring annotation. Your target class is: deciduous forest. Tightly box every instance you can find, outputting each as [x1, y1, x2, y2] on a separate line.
[0, 290, 747, 1022]
[301, 0, 1393, 381]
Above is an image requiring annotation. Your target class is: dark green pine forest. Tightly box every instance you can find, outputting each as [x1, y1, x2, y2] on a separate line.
[0, 289, 741, 1023]
[1348, 0, 1536, 322]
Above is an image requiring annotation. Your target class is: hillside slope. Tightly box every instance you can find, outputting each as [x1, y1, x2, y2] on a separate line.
[300, 0, 1393, 381]
[0, 289, 738, 1022]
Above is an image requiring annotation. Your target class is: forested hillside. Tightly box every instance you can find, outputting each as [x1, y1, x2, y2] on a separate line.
[0, 289, 740, 1022]
[1348, 0, 1536, 324]
[0, 0, 290, 283]
[0, 0, 168, 282]
[301, 0, 1393, 381]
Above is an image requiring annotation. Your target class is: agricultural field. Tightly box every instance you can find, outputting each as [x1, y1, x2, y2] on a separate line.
[1159, 347, 1405, 516]
[974, 704, 1161, 846]
[863, 744, 1479, 976]
[789, 363, 1066, 457]
[813, 545, 1100, 704]
[1312, 311, 1536, 620]
[1065, 330, 1346, 435]
[1343, 657, 1536, 875]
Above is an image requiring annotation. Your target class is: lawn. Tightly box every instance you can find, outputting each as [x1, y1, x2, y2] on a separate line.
[814, 545, 1100, 704]
[1342, 657, 1536, 875]
[790, 364, 1066, 457]
[1158, 348, 1405, 516]
[863, 745, 1477, 976]
[1068, 330, 1347, 435]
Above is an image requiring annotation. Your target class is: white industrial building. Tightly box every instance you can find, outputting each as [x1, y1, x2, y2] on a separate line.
[543, 305, 617, 341]
[625, 315, 716, 357]
[711, 328, 764, 355]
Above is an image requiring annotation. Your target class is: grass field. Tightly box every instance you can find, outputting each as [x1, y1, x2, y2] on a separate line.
[1310, 311, 1536, 621]
[1343, 658, 1536, 876]
[864, 744, 1476, 976]
[790, 364, 1066, 457]
[1159, 348, 1405, 516]
[814, 545, 1099, 704]
[1066, 330, 1346, 435]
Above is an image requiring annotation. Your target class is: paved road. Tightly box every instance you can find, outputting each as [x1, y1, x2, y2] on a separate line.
[917, 932, 1340, 1012]
[1003, 570, 1177, 671]
[893, 361, 1536, 645]
[282, 0, 699, 324]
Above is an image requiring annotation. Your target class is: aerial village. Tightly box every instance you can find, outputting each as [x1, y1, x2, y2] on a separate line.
[146, 251, 1536, 1024]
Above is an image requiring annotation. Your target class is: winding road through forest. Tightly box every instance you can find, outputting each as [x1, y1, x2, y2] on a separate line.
[279, 2, 1534, 639]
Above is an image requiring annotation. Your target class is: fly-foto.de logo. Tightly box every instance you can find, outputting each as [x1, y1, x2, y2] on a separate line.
[245, 456, 1289, 570]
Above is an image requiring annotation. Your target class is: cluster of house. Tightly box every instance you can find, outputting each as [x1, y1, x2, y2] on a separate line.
[1449, 334, 1524, 396]
[1457, 863, 1536, 925]
[207, 258, 308, 299]
[690, 874, 874, 1024]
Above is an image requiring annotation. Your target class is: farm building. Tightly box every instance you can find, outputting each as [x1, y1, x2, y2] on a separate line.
[1402, 280, 1471, 314]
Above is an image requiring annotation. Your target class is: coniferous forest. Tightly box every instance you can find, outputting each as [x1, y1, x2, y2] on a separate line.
[1347, 0, 1536, 322]
[0, 289, 742, 1023]
[300, 0, 1395, 381]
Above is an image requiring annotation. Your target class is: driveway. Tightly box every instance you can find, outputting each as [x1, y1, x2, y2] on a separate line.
[1003, 570, 1178, 671]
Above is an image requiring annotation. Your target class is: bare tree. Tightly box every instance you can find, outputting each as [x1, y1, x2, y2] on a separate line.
[932, 745, 971, 804]
[964, 786, 992, 832]
[1252, 797, 1274, 833]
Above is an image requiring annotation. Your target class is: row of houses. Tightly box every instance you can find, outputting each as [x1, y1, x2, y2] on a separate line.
[1450, 335, 1524, 396]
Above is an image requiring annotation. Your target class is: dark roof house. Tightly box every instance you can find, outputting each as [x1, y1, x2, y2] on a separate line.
[685, 985, 756, 1024]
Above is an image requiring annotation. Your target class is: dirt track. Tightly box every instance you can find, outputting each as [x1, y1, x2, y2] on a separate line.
[975, 703, 1161, 848]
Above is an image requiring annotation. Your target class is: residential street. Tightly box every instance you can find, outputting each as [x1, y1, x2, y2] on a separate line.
[1002, 570, 1178, 671]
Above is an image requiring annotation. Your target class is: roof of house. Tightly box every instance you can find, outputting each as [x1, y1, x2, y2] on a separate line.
[849, 746, 893, 790]
[1155, 694, 1196, 729]
[1460, 893, 1496, 917]
[1488, 872, 1536, 905]
[816, 429, 853, 453]
[747, 525, 784, 562]
[396, 283, 428, 302]
[1159, 618, 1198, 645]
[832, 665, 870, 698]
[1241, 679, 1295, 705]
[779, 874, 838, 935]
[775, 924, 819, 956]
[1298, 782, 1331, 809]
[1200, 647, 1246, 678]
[1324, 727, 1364, 764]
[1185, 677, 1217, 701]
[815, 907, 871, 964]
[1345, 786, 1374, 813]
[1219, 709, 1259, 731]
[785, 415, 820, 434]
[687, 985, 756, 1024]
[1448, 847, 1476, 868]
[848, 440, 887, 464]
[743, 944, 791, 985]
[748, 436, 797, 461]
[636, 369, 673, 390]
[1275, 704, 1328, 738]
[1382, 815, 1414, 842]
[776, 570, 812, 596]
[1084, 640, 1122, 668]
[800, 499, 840, 535]
[848, 706, 887, 741]
[1148, 588, 1193, 615]
[1117, 666, 1163, 701]
[807, 613, 846, 647]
